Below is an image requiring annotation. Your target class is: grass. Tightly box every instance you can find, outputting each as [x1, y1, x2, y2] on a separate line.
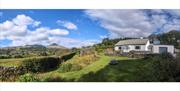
[0, 56, 54, 67]
[37, 55, 132, 81]
[77, 58, 150, 82]
[0, 58, 26, 67]
[58, 54, 99, 72]
[3, 53, 177, 82]
[61, 55, 130, 81]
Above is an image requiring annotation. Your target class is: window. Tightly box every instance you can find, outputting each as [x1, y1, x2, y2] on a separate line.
[135, 46, 140, 49]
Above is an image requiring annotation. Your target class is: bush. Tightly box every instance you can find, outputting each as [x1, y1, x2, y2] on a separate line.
[58, 63, 82, 72]
[17, 73, 39, 82]
[22, 57, 61, 73]
[0, 66, 25, 82]
[139, 53, 180, 81]
[61, 52, 76, 61]
[58, 55, 99, 73]
[58, 63, 73, 72]
[42, 74, 65, 82]
[78, 72, 106, 82]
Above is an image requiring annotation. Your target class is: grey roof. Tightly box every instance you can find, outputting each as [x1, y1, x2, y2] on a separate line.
[115, 39, 149, 46]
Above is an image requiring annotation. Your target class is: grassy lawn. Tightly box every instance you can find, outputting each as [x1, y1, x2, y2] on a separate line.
[77, 58, 150, 82]
[0, 58, 26, 67]
[60, 55, 131, 81]
[0, 56, 53, 67]
[37, 55, 133, 81]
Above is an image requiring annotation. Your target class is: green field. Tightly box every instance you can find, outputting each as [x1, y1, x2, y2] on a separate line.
[0, 56, 51, 67]
[36, 55, 136, 81]
[1, 53, 179, 82]
[0, 58, 28, 67]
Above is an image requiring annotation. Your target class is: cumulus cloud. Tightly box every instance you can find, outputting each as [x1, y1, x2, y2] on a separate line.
[85, 9, 180, 38]
[0, 14, 71, 47]
[48, 36, 100, 48]
[57, 20, 78, 30]
[0, 20, 14, 30]
[12, 14, 34, 26]
[0, 14, 97, 48]
[49, 29, 69, 36]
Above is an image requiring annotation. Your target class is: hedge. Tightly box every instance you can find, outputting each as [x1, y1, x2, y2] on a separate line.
[22, 57, 61, 73]
[21, 52, 76, 73]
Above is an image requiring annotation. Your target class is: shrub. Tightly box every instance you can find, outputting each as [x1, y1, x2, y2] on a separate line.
[42, 74, 65, 82]
[58, 63, 73, 72]
[22, 57, 61, 73]
[78, 72, 106, 82]
[58, 55, 99, 73]
[61, 52, 76, 61]
[139, 53, 180, 81]
[17, 73, 39, 82]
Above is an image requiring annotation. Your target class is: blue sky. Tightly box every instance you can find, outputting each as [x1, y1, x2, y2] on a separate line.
[0, 9, 179, 48]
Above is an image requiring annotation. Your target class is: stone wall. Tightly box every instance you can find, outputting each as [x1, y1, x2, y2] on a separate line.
[0, 66, 25, 82]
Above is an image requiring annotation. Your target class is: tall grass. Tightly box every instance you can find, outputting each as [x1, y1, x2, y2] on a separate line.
[58, 54, 99, 73]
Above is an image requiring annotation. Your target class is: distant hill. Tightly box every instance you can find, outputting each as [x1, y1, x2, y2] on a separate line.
[24, 44, 46, 49]
[47, 43, 67, 49]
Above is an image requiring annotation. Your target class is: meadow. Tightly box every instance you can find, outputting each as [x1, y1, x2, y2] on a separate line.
[1, 52, 179, 82]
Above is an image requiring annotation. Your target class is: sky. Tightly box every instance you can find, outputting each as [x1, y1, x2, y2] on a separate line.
[0, 9, 180, 48]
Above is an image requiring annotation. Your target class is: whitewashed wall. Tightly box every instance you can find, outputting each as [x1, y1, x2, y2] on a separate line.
[115, 45, 148, 53]
[114, 40, 150, 53]
[152, 45, 174, 54]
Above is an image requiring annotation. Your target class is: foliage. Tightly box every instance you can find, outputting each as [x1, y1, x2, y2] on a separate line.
[146, 53, 180, 81]
[61, 52, 76, 61]
[41, 73, 66, 82]
[149, 30, 180, 48]
[17, 73, 39, 82]
[0, 44, 71, 59]
[58, 55, 99, 73]
[0, 66, 25, 82]
[57, 55, 129, 81]
[22, 57, 61, 73]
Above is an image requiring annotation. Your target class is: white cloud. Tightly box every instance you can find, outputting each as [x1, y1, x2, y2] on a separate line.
[0, 14, 71, 47]
[100, 35, 108, 39]
[32, 21, 41, 27]
[0, 20, 14, 30]
[12, 14, 34, 26]
[49, 29, 69, 36]
[48, 36, 100, 48]
[57, 20, 78, 30]
[85, 9, 180, 38]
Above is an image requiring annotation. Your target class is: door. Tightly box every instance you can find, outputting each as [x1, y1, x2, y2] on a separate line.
[159, 47, 168, 53]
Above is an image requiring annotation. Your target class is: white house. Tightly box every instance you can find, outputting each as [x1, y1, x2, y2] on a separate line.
[114, 39, 174, 54]
[150, 45, 174, 54]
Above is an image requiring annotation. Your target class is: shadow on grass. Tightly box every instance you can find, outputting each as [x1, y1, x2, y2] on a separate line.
[77, 58, 158, 82]
[61, 52, 76, 62]
[43, 58, 151, 82]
